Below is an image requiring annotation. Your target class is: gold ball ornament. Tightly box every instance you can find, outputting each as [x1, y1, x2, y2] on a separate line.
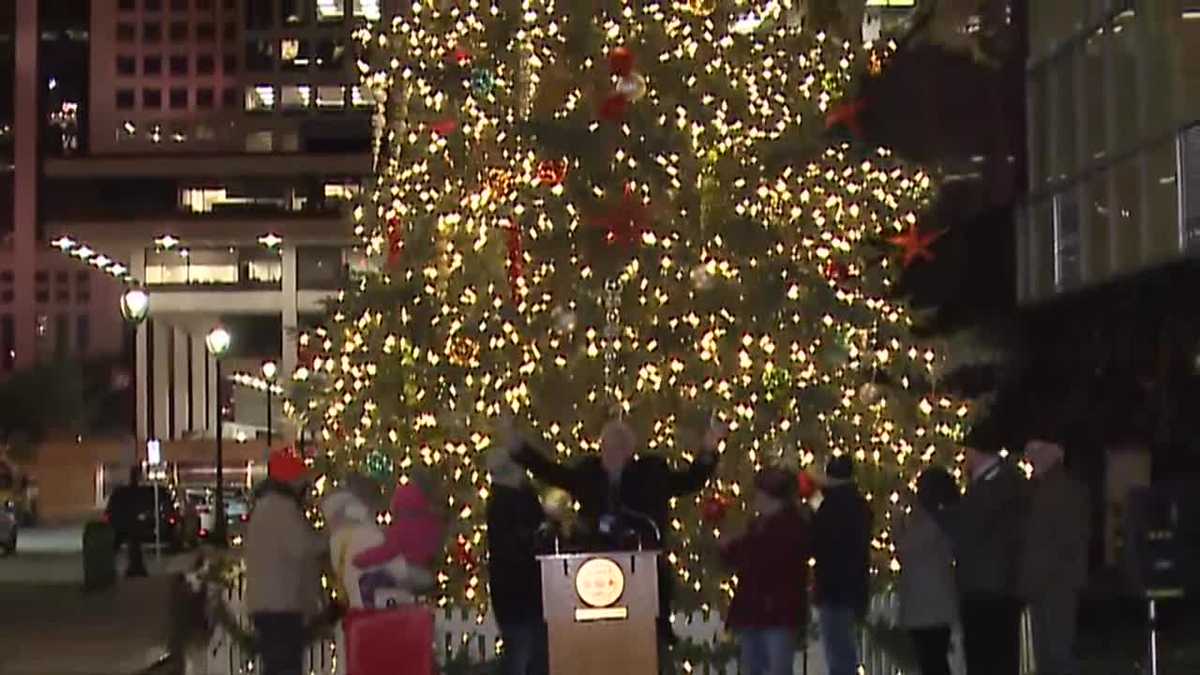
[448, 336, 480, 366]
[542, 487, 574, 523]
[858, 382, 884, 405]
[616, 74, 648, 103]
[681, 0, 716, 17]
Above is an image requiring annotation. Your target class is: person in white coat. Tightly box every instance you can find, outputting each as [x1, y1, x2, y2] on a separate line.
[895, 467, 960, 675]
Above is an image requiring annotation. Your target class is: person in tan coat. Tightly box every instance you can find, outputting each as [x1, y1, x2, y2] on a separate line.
[1021, 440, 1091, 675]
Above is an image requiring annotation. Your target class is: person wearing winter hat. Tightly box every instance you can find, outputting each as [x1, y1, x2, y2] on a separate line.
[1020, 440, 1089, 675]
[245, 448, 327, 675]
[813, 454, 871, 675]
[721, 466, 811, 675]
[934, 436, 1027, 675]
[485, 445, 548, 675]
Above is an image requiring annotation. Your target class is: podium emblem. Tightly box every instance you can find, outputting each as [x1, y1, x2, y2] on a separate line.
[575, 557, 625, 608]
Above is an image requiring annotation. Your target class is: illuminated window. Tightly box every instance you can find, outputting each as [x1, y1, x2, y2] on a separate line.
[281, 38, 310, 68]
[246, 259, 284, 284]
[245, 85, 275, 111]
[352, 0, 380, 21]
[865, 0, 915, 5]
[324, 181, 360, 201]
[316, 0, 345, 22]
[351, 85, 372, 107]
[316, 85, 345, 108]
[246, 131, 274, 152]
[281, 85, 312, 109]
[145, 249, 238, 286]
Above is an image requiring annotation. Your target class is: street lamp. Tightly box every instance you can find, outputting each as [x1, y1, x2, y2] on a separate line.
[119, 287, 150, 326]
[205, 325, 231, 546]
[261, 360, 278, 453]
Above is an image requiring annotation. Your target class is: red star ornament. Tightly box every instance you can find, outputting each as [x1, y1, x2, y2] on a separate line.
[594, 184, 650, 247]
[825, 98, 869, 138]
[889, 223, 947, 268]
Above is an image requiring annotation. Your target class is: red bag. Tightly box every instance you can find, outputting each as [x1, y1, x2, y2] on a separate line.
[343, 607, 434, 675]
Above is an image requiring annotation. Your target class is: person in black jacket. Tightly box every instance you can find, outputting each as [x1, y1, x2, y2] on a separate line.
[813, 455, 872, 675]
[506, 416, 727, 646]
[486, 447, 548, 675]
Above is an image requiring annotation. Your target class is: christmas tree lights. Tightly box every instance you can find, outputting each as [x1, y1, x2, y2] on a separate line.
[289, 0, 971, 617]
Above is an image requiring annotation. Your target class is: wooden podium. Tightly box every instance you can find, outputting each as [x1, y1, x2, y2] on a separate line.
[538, 550, 660, 675]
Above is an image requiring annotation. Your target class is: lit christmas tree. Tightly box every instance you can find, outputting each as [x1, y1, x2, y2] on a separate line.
[289, 0, 971, 617]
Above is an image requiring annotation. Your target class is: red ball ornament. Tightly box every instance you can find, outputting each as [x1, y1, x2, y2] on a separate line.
[431, 118, 458, 136]
[701, 494, 731, 524]
[451, 46, 472, 66]
[536, 159, 569, 186]
[599, 93, 629, 123]
[608, 46, 635, 77]
[797, 470, 816, 500]
[823, 259, 847, 282]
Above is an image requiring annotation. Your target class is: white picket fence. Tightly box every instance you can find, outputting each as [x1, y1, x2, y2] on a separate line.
[194, 588, 1032, 675]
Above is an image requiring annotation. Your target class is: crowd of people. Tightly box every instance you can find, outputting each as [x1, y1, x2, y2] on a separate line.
[240, 423, 1091, 675]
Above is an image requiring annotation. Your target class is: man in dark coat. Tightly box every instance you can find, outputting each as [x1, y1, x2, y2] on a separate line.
[1021, 440, 1090, 675]
[486, 447, 548, 675]
[937, 443, 1027, 675]
[813, 455, 872, 675]
[508, 417, 727, 645]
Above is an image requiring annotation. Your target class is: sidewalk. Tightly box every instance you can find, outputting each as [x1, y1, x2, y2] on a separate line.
[0, 576, 176, 675]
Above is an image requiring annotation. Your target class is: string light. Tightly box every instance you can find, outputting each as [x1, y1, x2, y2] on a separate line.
[295, 0, 971, 618]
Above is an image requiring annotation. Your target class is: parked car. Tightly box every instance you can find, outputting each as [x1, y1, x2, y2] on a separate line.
[0, 499, 17, 555]
[104, 485, 184, 551]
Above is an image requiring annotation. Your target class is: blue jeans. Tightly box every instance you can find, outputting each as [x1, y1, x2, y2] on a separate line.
[738, 627, 796, 675]
[499, 623, 548, 675]
[818, 606, 859, 675]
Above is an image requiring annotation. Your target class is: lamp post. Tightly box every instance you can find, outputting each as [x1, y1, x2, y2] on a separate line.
[261, 359, 277, 457]
[119, 287, 149, 467]
[205, 325, 231, 547]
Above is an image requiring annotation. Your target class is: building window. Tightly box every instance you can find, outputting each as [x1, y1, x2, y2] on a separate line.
[1184, 126, 1200, 250]
[246, 0, 274, 29]
[143, 88, 163, 108]
[170, 55, 189, 75]
[55, 315, 69, 358]
[281, 85, 312, 109]
[170, 21, 188, 41]
[170, 87, 189, 109]
[316, 0, 345, 22]
[117, 56, 137, 76]
[116, 89, 135, 109]
[119, 0, 136, 10]
[77, 315, 90, 355]
[197, 22, 216, 41]
[281, 38, 310, 68]
[145, 248, 238, 285]
[324, 181, 360, 201]
[224, 21, 237, 40]
[223, 53, 238, 74]
[144, 55, 163, 75]
[353, 0, 381, 21]
[316, 85, 345, 109]
[351, 85, 373, 108]
[245, 39, 275, 71]
[144, 22, 163, 43]
[145, 0, 163, 10]
[1053, 189, 1082, 290]
[117, 23, 136, 42]
[171, 0, 189, 10]
[315, 38, 345, 69]
[246, 131, 274, 153]
[196, 87, 214, 107]
[245, 85, 276, 111]
[223, 87, 239, 109]
[197, 54, 215, 75]
[75, 271, 91, 303]
[282, 0, 306, 24]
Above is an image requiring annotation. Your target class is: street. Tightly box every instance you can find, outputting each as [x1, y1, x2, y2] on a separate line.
[0, 523, 190, 584]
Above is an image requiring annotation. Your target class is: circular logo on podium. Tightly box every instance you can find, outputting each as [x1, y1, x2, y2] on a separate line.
[575, 557, 625, 608]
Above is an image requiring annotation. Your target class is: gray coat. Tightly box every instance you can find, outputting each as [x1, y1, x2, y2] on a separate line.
[1020, 465, 1090, 598]
[245, 487, 327, 616]
[937, 459, 1026, 597]
[896, 507, 958, 628]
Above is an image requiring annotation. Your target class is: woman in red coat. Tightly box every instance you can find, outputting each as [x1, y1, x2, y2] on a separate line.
[721, 466, 812, 675]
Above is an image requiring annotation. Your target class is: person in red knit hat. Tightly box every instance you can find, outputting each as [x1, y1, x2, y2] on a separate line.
[245, 447, 327, 675]
[721, 465, 812, 675]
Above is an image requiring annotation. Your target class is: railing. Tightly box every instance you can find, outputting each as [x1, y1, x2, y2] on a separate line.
[194, 586, 1033, 675]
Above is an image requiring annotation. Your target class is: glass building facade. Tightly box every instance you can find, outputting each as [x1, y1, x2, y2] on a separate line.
[1020, 0, 1200, 302]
